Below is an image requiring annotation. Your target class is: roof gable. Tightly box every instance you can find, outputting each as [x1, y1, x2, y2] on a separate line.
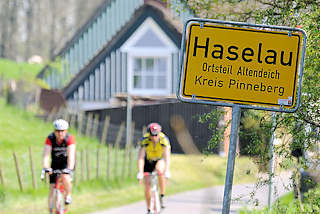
[62, 3, 183, 98]
[134, 29, 166, 47]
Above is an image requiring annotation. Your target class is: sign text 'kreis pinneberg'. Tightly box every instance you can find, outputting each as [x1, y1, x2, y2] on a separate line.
[181, 23, 302, 108]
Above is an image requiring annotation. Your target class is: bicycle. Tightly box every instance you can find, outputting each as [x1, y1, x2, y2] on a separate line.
[41, 169, 68, 214]
[144, 171, 161, 214]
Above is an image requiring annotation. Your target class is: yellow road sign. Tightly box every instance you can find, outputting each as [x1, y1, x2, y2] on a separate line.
[179, 23, 303, 109]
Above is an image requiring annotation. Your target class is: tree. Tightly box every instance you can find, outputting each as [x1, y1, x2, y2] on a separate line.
[185, 0, 320, 211]
[24, 0, 35, 60]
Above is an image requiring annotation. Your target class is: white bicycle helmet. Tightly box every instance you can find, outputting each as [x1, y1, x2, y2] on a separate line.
[53, 119, 69, 130]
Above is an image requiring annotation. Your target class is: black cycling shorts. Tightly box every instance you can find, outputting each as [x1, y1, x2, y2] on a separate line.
[50, 161, 68, 184]
[144, 159, 160, 173]
[49, 173, 60, 184]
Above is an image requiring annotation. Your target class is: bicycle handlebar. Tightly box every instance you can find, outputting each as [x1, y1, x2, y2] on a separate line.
[40, 169, 70, 180]
[144, 171, 162, 177]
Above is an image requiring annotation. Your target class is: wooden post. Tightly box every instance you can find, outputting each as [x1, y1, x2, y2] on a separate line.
[114, 122, 125, 179]
[0, 160, 5, 185]
[13, 152, 24, 191]
[123, 122, 135, 179]
[92, 114, 100, 138]
[85, 113, 93, 137]
[107, 144, 111, 180]
[78, 112, 84, 136]
[73, 152, 77, 185]
[70, 113, 76, 130]
[128, 123, 136, 178]
[96, 145, 101, 179]
[81, 150, 84, 181]
[100, 116, 110, 145]
[122, 145, 128, 179]
[86, 148, 90, 180]
[128, 145, 135, 178]
[29, 147, 37, 189]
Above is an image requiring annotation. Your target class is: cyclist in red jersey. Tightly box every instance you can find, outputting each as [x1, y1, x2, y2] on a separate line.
[42, 119, 76, 212]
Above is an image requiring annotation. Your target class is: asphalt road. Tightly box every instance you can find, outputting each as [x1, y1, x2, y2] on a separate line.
[91, 172, 291, 214]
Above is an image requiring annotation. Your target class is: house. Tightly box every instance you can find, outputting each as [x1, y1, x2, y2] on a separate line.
[37, 0, 224, 154]
[38, 0, 193, 111]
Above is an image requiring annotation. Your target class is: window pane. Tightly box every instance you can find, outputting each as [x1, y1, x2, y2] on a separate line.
[146, 76, 154, 88]
[146, 58, 154, 72]
[133, 75, 142, 88]
[157, 58, 166, 73]
[158, 76, 166, 89]
[134, 58, 142, 72]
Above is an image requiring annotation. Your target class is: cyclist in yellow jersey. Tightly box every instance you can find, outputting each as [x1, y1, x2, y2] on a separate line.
[137, 123, 171, 214]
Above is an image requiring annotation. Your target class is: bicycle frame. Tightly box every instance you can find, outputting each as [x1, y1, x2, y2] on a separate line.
[41, 169, 67, 214]
[145, 171, 161, 214]
[52, 170, 67, 214]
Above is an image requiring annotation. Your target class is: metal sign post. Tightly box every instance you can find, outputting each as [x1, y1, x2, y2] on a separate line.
[222, 105, 241, 214]
[268, 112, 276, 211]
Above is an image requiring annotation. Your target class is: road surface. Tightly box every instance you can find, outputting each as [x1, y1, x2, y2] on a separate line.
[91, 172, 291, 214]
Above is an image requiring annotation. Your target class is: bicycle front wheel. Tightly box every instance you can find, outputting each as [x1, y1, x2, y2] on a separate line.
[55, 189, 65, 214]
[151, 191, 161, 214]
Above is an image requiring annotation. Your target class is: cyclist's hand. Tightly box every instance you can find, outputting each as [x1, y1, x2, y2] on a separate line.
[62, 168, 73, 175]
[164, 170, 171, 179]
[44, 168, 53, 175]
[41, 168, 52, 179]
[137, 172, 144, 180]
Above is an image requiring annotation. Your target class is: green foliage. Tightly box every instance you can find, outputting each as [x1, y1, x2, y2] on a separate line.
[302, 186, 320, 212]
[239, 110, 273, 171]
[198, 107, 226, 154]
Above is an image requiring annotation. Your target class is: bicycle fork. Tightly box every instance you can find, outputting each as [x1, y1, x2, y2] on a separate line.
[150, 176, 161, 214]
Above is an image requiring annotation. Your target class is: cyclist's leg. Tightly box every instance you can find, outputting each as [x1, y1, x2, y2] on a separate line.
[155, 160, 166, 195]
[61, 174, 72, 203]
[144, 175, 152, 210]
[144, 160, 156, 212]
[156, 160, 166, 209]
[49, 173, 57, 213]
[48, 184, 55, 212]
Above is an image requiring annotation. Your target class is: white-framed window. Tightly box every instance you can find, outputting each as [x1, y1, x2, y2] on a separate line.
[133, 57, 168, 90]
[120, 17, 178, 96]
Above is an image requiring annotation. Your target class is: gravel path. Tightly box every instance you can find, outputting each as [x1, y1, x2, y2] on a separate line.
[91, 172, 292, 214]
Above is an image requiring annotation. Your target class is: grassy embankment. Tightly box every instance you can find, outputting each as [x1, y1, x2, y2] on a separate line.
[0, 58, 259, 213]
[0, 58, 42, 81]
[0, 99, 260, 214]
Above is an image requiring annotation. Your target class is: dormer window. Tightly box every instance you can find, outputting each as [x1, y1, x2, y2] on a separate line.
[133, 57, 167, 90]
[120, 17, 178, 96]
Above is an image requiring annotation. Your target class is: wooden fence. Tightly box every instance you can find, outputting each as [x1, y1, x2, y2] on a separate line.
[0, 104, 207, 191]
[0, 144, 137, 191]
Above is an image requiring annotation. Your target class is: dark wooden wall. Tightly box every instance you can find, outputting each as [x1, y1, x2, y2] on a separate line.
[87, 101, 217, 154]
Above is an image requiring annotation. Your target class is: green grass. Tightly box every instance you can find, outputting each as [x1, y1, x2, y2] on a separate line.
[239, 192, 298, 214]
[0, 98, 259, 214]
[0, 58, 43, 81]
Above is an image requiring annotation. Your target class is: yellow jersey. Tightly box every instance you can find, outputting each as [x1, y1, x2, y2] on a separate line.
[140, 132, 170, 161]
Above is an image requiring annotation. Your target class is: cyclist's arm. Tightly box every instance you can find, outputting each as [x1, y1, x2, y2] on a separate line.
[137, 147, 145, 174]
[43, 144, 52, 168]
[67, 144, 76, 170]
[163, 145, 171, 172]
